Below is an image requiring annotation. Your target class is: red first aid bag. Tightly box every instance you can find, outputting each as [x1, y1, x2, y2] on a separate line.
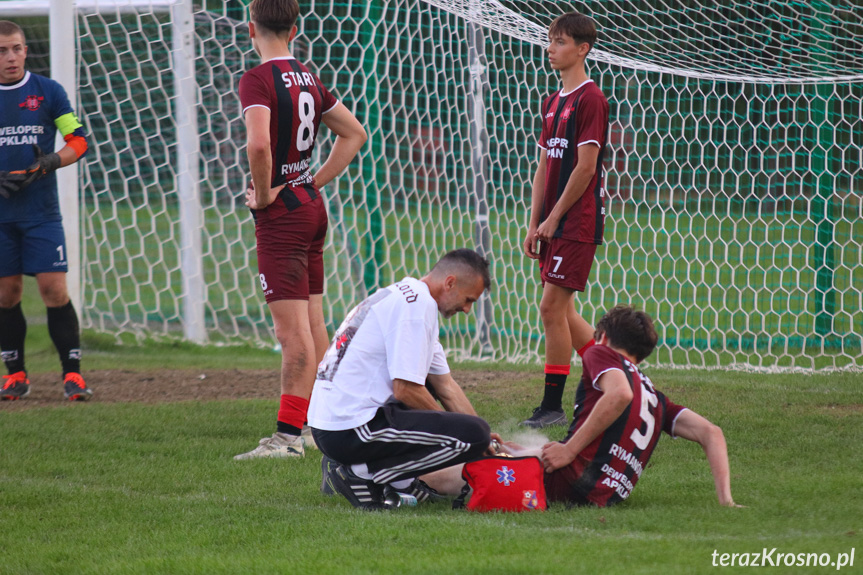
[454, 455, 547, 512]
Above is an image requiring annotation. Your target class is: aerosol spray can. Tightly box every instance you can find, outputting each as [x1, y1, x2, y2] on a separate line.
[384, 491, 418, 508]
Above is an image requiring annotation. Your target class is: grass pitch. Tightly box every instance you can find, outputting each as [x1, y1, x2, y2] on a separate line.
[1, 329, 861, 574]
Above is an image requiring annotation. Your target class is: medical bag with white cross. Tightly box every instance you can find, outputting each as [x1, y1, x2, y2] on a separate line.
[453, 455, 547, 512]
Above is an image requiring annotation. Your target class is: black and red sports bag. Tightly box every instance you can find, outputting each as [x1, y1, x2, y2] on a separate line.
[453, 455, 547, 512]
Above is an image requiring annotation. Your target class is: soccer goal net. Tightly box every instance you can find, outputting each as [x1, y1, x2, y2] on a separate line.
[7, 0, 861, 371]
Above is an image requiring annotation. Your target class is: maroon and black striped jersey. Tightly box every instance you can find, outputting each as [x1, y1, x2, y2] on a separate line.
[564, 345, 687, 507]
[239, 57, 339, 222]
[537, 80, 609, 244]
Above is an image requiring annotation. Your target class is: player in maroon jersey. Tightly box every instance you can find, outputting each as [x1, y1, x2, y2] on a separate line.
[538, 305, 740, 507]
[521, 13, 610, 429]
[422, 305, 741, 508]
[234, 0, 367, 460]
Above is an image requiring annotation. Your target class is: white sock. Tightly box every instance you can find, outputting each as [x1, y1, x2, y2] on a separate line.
[350, 463, 373, 479]
[389, 478, 413, 490]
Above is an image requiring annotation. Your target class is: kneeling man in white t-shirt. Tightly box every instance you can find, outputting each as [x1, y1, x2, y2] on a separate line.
[308, 249, 499, 509]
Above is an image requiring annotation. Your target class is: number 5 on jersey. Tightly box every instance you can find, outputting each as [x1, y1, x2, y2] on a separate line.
[296, 92, 316, 151]
[630, 379, 658, 450]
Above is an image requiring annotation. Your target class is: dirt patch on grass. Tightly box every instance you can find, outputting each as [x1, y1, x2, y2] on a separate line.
[815, 404, 863, 417]
[0, 369, 533, 411]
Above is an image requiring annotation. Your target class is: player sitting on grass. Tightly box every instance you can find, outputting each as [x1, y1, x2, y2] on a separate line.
[424, 305, 742, 508]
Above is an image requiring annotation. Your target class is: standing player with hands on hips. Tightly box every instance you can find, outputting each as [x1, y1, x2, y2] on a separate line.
[0, 21, 92, 402]
[521, 12, 610, 429]
[234, 0, 367, 459]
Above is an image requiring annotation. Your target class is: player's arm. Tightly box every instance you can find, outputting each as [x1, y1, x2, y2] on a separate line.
[55, 112, 88, 168]
[0, 113, 88, 198]
[393, 378, 444, 411]
[31, 108, 88, 173]
[523, 149, 547, 260]
[313, 102, 367, 188]
[27, 110, 87, 175]
[540, 369, 632, 472]
[425, 372, 478, 416]
[535, 142, 599, 243]
[671, 409, 741, 507]
[56, 143, 83, 168]
[243, 106, 282, 210]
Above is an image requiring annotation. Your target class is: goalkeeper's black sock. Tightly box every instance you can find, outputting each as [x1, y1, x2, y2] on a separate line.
[540, 364, 570, 412]
[47, 301, 81, 376]
[0, 303, 27, 373]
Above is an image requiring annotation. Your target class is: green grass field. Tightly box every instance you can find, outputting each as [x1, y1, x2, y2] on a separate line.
[2, 319, 861, 574]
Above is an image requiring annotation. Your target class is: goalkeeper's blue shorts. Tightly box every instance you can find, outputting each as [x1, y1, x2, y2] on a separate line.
[0, 219, 68, 277]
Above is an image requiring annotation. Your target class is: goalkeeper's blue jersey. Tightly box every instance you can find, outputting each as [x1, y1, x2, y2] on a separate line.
[0, 71, 85, 223]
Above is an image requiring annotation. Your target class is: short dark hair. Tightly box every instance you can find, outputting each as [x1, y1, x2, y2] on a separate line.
[0, 20, 25, 41]
[595, 305, 658, 363]
[249, 0, 299, 36]
[432, 249, 491, 291]
[548, 12, 597, 52]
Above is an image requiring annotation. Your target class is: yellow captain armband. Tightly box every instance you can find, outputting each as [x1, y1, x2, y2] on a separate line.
[54, 112, 84, 137]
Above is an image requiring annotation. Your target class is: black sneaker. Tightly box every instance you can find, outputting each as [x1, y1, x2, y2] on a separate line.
[320, 455, 337, 496]
[63, 373, 93, 402]
[1, 371, 30, 401]
[330, 464, 386, 510]
[387, 478, 448, 504]
[519, 406, 567, 428]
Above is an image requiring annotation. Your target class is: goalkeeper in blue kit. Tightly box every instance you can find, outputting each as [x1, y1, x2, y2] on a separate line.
[0, 20, 92, 401]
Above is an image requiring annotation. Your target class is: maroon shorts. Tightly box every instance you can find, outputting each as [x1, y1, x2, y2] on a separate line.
[538, 238, 598, 292]
[255, 197, 328, 303]
[544, 454, 593, 506]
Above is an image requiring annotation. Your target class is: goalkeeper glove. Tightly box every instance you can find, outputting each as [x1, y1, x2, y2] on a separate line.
[0, 145, 62, 198]
[0, 171, 30, 199]
[19, 144, 62, 188]
[0, 144, 61, 198]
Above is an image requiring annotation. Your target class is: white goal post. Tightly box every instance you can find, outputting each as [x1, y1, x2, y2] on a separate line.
[5, 0, 861, 371]
[1, 0, 203, 341]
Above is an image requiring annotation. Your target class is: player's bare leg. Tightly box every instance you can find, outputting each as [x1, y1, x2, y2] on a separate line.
[521, 282, 576, 428]
[420, 464, 466, 496]
[302, 293, 328, 449]
[308, 294, 328, 364]
[566, 299, 594, 352]
[35, 271, 70, 307]
[540, 283, 575, 365]
[235, 299, 315, 460]
[0, 274, 23, 307]
[271, 299, 316, 399]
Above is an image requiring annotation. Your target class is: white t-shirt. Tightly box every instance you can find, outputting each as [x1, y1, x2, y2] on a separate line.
[307, 277, 450, 431]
